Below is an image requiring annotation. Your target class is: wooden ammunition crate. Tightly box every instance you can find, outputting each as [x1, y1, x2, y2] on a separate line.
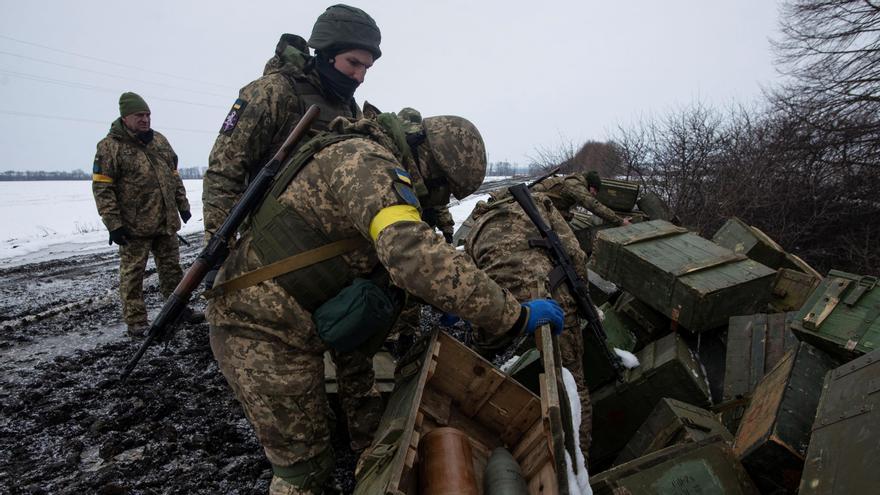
[800, 349, 880, 494]
[713, 217, 788, 269]
[791, 269, 880, 361]
[770, 268, 822, 313]
[722, 313, 800, 432]
[733, 341, 838, 494]
[585, 303, 637, 389]
[614, 398, 734, 465]
[612, 291, 672, 350]
[592, 437, 758, 495]
[596, 178, 640, 212]
[354, 331, 567, 495]
[593, 220, 777, 332]
[589, 332, 712, 469]
[635, 191, 672, 221]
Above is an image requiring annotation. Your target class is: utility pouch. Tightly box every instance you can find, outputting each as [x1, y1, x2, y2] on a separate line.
[313, 278, 401, 354]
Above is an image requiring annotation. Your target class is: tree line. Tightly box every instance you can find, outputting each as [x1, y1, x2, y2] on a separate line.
[0, 167, 207, 181]
[532, 0, 880, 276]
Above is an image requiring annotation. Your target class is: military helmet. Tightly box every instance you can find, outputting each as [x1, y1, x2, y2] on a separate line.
[308, 4, 382, 59]
[422, 116, 487, 200]
[397, 107, 422, 134]
[585, 170, 602, 191]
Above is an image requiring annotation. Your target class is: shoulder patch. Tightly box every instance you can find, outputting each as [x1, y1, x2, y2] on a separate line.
[391, 168, 412, 186]
[393, 182, 420, 207]
[92, 156, 102, 174]
[220, 98, 248, 135]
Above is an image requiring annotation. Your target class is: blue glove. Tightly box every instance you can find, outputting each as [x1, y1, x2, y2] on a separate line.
[439, 313, 460, 327]
[520, 299, 565, 335]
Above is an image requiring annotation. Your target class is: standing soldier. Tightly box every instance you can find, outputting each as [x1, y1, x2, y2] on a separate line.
[92, 92, 194, 337]
[495, 171, 631, 227]
[201, 4, 384, 465]
[464, 193, 595, 457]
[206, 113, 564, 494]
[202, 4, 382, 241]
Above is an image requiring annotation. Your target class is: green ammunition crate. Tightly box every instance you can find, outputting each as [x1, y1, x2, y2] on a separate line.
[800, 349, 880, 494]
[614, 398, 734, 465]
[635, 190, 672, 221]
[712, 217, 788, 269]
[612, 291, 672, 350]
[733, 342, 838, 494]
[597, 178, 640, 212]
[586, 303, 637, 389]
[770, 268, 822, 313]
[722, 313, 799, 432]
[791, 269, 880, 361]
[507, 309, 637, 392]
[589, 332, 711, 469]
[592, 438, 758, 495]
[593, 220, 777, 332]
[587, 269, 619, 307]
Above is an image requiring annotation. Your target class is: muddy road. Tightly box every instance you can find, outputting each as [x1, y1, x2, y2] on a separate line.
[0, 233, 354, 494]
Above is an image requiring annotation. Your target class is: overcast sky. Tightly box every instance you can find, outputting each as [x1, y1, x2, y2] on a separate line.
[0, 0, 782, 172]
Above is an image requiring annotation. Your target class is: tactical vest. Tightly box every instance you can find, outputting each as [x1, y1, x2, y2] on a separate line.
[248, 116, 414, 312]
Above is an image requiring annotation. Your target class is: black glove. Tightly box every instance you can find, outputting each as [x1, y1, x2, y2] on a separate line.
[180, 210, 192, 223]
[108, 227, 130, 246]
[443, 231, 454, 244]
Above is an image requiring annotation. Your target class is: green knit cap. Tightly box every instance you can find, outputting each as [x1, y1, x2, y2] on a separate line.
[119, 92, 150, 117]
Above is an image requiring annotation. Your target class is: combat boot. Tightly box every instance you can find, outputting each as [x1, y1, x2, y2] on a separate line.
[127, 323, 148, 337]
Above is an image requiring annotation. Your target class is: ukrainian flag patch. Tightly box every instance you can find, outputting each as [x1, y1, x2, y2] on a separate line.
[393, 168, 412, 185]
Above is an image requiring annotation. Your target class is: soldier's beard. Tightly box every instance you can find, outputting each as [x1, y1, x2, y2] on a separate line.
[315, 55, 360, 101]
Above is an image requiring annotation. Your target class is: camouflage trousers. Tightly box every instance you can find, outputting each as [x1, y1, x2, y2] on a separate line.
[210, 325, 383, 491]
[558, 325, 593, 457]
[118, 234, 182, 325]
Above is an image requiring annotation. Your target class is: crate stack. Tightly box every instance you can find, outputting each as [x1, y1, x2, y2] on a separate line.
[564, 216, 877, 494]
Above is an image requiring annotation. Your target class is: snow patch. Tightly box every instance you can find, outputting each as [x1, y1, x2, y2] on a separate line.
[561, 367, 592, 495]
[614, 348, 640, 369]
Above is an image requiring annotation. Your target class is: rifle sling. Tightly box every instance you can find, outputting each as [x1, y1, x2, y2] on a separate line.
[204, 237, 367, 299]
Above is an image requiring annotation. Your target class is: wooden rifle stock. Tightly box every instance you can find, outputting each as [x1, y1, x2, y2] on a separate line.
[120, 105, 321, 382]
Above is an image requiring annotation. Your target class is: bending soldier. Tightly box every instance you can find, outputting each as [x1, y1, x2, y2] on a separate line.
[496, 171, 630, 227]
[464, 193, 595, 456]
[206, 113, 564, 494]
[91, 92, 196, 337]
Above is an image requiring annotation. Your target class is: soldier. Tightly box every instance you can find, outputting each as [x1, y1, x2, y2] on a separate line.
[496, 171, 631, 227]
[206, 113, 564, 494]
[202, 4, 382, 241]
[464, 193, 594, 456]
[201, 5, 383, 471]
[92, 92, 194, 337]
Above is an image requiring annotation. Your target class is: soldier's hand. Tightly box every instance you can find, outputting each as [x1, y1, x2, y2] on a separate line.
[180, 210, 192, 223]
[443, 231, 454, 244]
[518, 299, 564, 335]
[622, 217, 632, 226]
[108, 227, 130, 246]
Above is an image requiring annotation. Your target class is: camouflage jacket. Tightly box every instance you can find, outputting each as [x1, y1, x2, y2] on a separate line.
[207, 117, 522, 351]
[92, 119, 189, 237]
[202, 35, 362, 238]
[465, 193, 590, 349]
[529, 175, 624, 225]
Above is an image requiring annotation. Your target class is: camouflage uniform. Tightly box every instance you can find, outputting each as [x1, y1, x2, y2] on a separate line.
[202, 34, 362, 239]
[497, 174, 625, 226]
[92, 119, 189, 325]
[465, 193, 594, 454]
[207, 116, 522, 493]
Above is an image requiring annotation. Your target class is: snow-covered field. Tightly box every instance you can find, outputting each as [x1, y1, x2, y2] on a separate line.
[0, 179, 497, 267]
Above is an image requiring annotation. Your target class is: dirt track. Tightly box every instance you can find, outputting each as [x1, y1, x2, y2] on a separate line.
[0, 233, 348, 494]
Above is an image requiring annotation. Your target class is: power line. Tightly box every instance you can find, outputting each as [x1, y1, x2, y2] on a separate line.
[0, 34, 236, 90]
[0, 68, 228, 110]
[0, 109, 217, 134]
[0, 50, 230, 99]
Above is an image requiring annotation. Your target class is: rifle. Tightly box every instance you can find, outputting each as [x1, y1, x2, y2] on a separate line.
[528, 165, 560, 189]
[120, 105, 321, 382]
[508, 183, 625, 384]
